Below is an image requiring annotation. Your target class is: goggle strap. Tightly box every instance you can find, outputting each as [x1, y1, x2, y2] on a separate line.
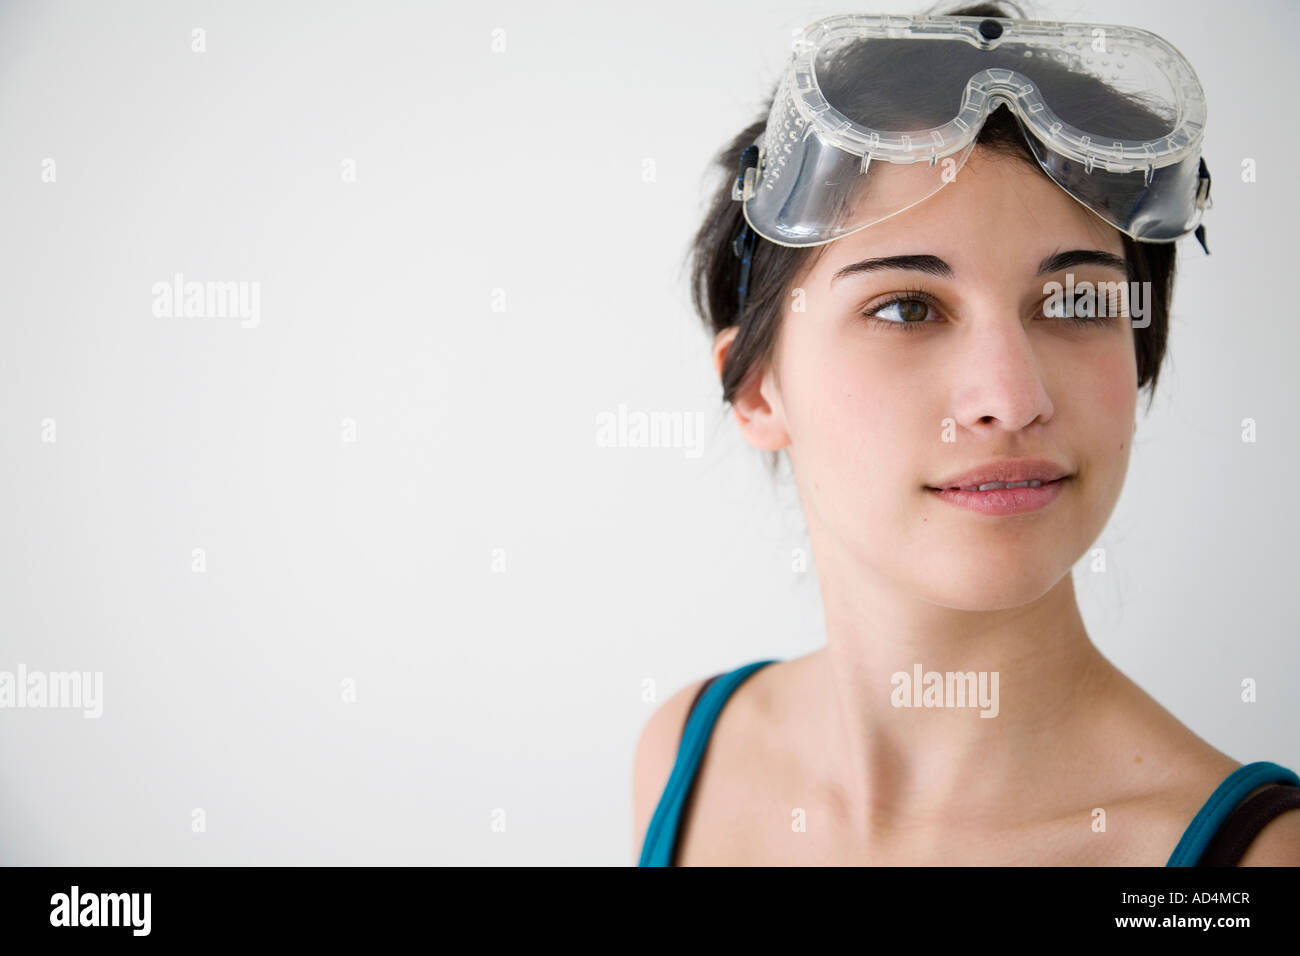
[1194, 158, 1212, 254]
[733, 144, 762, 313]
[733, 224, 757, 314]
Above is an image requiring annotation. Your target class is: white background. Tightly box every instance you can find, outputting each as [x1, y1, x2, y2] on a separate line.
[0, 0, 1296, 864]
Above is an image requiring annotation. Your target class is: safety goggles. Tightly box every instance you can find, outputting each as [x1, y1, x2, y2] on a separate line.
[731, 13, 1213, 304]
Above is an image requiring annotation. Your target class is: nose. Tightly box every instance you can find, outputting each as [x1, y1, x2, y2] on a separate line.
[947, 313, 1055, 433]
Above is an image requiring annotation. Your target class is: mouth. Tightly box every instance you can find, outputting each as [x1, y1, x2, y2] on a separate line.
[923, 476, 1070, 516]
[925, 476, 1069, 493]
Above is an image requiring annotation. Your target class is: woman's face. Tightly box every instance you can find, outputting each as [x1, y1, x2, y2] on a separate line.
[754, 148, 1138, 609]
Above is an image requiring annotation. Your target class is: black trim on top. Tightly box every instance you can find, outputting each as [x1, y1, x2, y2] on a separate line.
[1198, 783, 1300, 866]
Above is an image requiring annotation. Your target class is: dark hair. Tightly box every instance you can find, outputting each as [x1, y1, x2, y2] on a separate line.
[684, 0, 1177, 471]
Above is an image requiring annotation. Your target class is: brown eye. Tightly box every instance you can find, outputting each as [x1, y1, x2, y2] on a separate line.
[891, 300, 930, 323]
[862, 295, 938, 330]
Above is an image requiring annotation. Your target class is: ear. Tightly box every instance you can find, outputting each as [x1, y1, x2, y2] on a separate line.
[712, 327, 790, 452]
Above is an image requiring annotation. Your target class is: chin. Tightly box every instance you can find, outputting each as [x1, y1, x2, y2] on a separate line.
[912, 561, 1068, 611]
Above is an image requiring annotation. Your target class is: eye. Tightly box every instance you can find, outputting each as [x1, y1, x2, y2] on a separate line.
[861, 287, 1121, 333]
[860, 292, 939, 331]
[1041, 286, 1123, 328]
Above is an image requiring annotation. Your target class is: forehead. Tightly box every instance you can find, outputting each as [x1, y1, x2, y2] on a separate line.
[802, 150, 1125, 282]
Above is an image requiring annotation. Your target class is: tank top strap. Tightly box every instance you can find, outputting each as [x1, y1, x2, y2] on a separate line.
[680, 673, 724, 743]
[637, 658, 779, 867]
[1166, 761, 1300, 866]
[1198, 781, 1300, 866]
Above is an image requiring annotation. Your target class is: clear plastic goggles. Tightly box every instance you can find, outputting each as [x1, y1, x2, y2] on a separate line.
[735, 13, 1212, 248]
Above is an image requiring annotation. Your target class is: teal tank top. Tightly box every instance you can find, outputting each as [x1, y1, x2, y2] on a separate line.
[638, 659, 1300, 867]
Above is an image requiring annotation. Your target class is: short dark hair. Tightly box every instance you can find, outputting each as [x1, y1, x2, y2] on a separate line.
[684, 1, 1177, 469]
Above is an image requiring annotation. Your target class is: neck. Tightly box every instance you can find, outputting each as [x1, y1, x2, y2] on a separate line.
[804, 541, 1113, 842]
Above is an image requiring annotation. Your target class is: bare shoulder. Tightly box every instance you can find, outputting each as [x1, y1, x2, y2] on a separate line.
[1123, 680, 1300, 864]
[631, 674, 712, 861]
[1107, 724, 1300, 865]
[1142, 753, 1300, 865]
[1084, 663, 1248, 860]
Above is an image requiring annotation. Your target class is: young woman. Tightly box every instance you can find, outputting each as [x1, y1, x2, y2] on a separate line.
[633, 3, 1300, 866]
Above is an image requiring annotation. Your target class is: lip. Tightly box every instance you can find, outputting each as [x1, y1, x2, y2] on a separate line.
[927, 477, 1068, 516]
[926, 458, 1072, 492]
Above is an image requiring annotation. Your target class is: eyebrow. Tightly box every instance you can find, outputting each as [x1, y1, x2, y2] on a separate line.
[829, 249, 1129, 284]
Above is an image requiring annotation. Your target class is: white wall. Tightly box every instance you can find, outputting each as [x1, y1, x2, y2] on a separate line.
[0, 0, 1295, 864]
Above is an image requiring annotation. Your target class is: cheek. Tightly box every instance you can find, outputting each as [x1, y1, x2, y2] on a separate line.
[784, 325, 918, 452]
[1065, 332, 1138, 444]
[1051, 332, 1138, 516]
[780, 326, 925, 517]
